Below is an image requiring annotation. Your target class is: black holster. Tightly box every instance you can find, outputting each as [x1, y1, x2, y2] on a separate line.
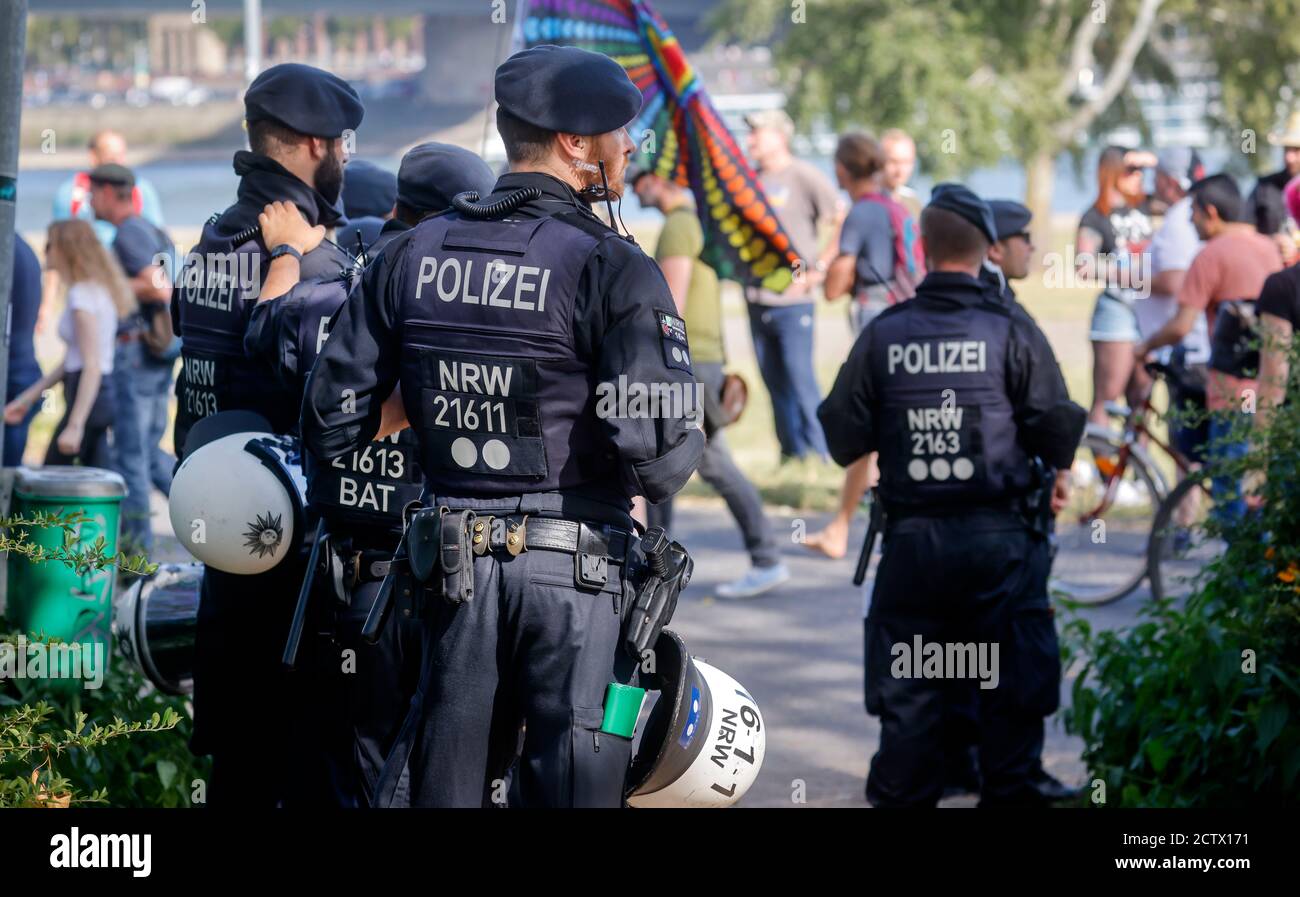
[622, 526, 693, 660]
[1020, 458, 1055, 542]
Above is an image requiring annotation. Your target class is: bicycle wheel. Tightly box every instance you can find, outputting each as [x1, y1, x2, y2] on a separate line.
[1050, 431, 1164, 605]
[1147, 473, 1223, 602]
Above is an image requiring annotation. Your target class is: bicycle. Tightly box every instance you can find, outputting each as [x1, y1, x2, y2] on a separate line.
[1146, 468, 1221, 602]
[1050, 360, 1203, 605]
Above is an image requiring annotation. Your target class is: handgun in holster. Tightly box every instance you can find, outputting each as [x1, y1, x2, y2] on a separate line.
[622, 526, 693, 660]
[1020, 457, 1057, 544]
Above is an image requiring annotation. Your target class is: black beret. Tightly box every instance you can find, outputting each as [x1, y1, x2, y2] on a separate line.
[397, 142, 496, 214]
[87, 163, 134, 188]
[928, 182, 997, 244]
[495, 45, 643, 136]
[342, 160, 397, 220]
[987, 199, 1033, 241]
[245, 63, 364, 139]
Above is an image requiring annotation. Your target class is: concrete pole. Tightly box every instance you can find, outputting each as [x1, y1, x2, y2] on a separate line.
[244, 0, 262, 83]
[0, 0, 30, 460]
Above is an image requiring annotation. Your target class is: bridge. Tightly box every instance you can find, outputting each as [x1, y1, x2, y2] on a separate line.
[27, 0, 726, 104]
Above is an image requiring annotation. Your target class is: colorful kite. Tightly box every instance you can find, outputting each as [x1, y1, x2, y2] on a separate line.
[522, 0, 801, 291]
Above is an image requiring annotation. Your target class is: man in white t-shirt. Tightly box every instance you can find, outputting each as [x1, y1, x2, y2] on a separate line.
[1143, 148, 1211, 365]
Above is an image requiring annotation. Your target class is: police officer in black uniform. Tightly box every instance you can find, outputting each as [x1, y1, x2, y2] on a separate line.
[820, 184, 1086, 807]
[173, 62, 363, 805]
[242, 143, 495, 807]
[301, 45, 705, 808]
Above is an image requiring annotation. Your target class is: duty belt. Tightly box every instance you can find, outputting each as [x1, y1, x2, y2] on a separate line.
[360, 510, 633, 645]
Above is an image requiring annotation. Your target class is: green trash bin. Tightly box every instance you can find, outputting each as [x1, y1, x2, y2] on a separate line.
[6, 467, 127, 688]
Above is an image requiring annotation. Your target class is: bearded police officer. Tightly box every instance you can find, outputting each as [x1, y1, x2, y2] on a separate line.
[302, 45, 705, 808]
[243, 143, 495, 807]
[820, 184, 1085, 807]
[173, 62, 362, 805]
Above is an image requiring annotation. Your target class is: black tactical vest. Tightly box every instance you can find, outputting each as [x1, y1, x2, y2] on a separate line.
[869, 295, 1032, 512]
[293, 279, 424, 534]
[395, 211, 600, 496]
[173, 220, 353, 455]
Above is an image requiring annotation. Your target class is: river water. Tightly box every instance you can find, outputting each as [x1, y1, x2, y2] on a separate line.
[11, 148, 1247, 239]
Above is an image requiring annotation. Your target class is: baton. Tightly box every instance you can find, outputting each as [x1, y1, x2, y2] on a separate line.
[852, 491, 884, 587]
[282, 518, 327, 670]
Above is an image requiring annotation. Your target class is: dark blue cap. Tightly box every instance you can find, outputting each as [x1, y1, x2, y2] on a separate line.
[987, 199, 1033, 241]
[342, 160, 397, 220]
[495, 45, 643, 136]
[244, 63, 364, 139]
[928, 183, 997, 244]
[336, 216, 386, 253]
[397, 142, 496, 214]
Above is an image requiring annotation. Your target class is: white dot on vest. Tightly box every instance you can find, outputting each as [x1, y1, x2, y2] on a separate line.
[451, 437, 478, 468]
[482, 439, 510, 471]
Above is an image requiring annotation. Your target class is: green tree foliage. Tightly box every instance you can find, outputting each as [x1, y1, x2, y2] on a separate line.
[712, 0, 1299, 223]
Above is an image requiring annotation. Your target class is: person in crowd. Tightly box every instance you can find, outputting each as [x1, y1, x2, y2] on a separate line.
[1076, 145, 1156, 427]
[632, 165, 791, 599]
[880, 129, 923, 222]
[1144, 148, 1212, 464]
[1258, 175, 1300, 434]
[52, 129, 165, 245]
[87, 162, 177, 556]
[1137, 174, 1282, 523]
[804, 132, 923, 559]
[5, 234, 44, 466]
[1249, 110, 1300, 260]
[744, 108, 844, 465]
[5, 220, 135, 468]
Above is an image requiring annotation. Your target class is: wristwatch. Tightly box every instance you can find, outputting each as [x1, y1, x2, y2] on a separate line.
[269, 244, 303, 262]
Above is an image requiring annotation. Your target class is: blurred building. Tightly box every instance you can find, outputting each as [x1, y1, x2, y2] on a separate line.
[147, 13, 227, 77]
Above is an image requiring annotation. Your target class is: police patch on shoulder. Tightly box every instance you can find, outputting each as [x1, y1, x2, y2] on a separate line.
[657, 308, 692, 373]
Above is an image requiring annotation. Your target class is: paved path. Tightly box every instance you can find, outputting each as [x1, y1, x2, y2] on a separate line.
[144, 490, 1150, 808]
[662, 497, 1151, 808]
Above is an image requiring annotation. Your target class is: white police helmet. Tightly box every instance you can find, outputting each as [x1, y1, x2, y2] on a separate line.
[114, 563, 202, 695]
[627, 630, 765, 808]
[169, 426, 306, 575]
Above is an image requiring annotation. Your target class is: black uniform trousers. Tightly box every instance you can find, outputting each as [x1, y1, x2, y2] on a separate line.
[374, 543, 637, 808]
[863, 510, 1060, 807]
[303, 562, 423, 808]
[192, 558, 313, 807]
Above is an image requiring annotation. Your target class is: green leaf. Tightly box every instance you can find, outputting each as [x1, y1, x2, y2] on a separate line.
[1145, 739, 1174, 774]
[1257, 702, 1287, 753]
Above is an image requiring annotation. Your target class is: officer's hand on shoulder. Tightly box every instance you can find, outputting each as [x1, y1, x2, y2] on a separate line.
[259, 200, 325, 255]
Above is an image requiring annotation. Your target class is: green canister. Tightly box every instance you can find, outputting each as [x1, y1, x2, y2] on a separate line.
[6, 467, 127, 687]
[600, 682, 646, 738]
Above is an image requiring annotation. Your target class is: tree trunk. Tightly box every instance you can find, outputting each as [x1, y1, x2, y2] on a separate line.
[1024, 148, 1057, 260]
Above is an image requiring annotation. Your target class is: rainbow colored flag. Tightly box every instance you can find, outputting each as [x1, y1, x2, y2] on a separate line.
[522, 0, 801, 290]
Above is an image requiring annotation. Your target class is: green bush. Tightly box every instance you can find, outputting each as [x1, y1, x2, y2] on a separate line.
[0, 634, 209, 808]
[1, 511, 206, 807]
[1062, 354, 1300, 807]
